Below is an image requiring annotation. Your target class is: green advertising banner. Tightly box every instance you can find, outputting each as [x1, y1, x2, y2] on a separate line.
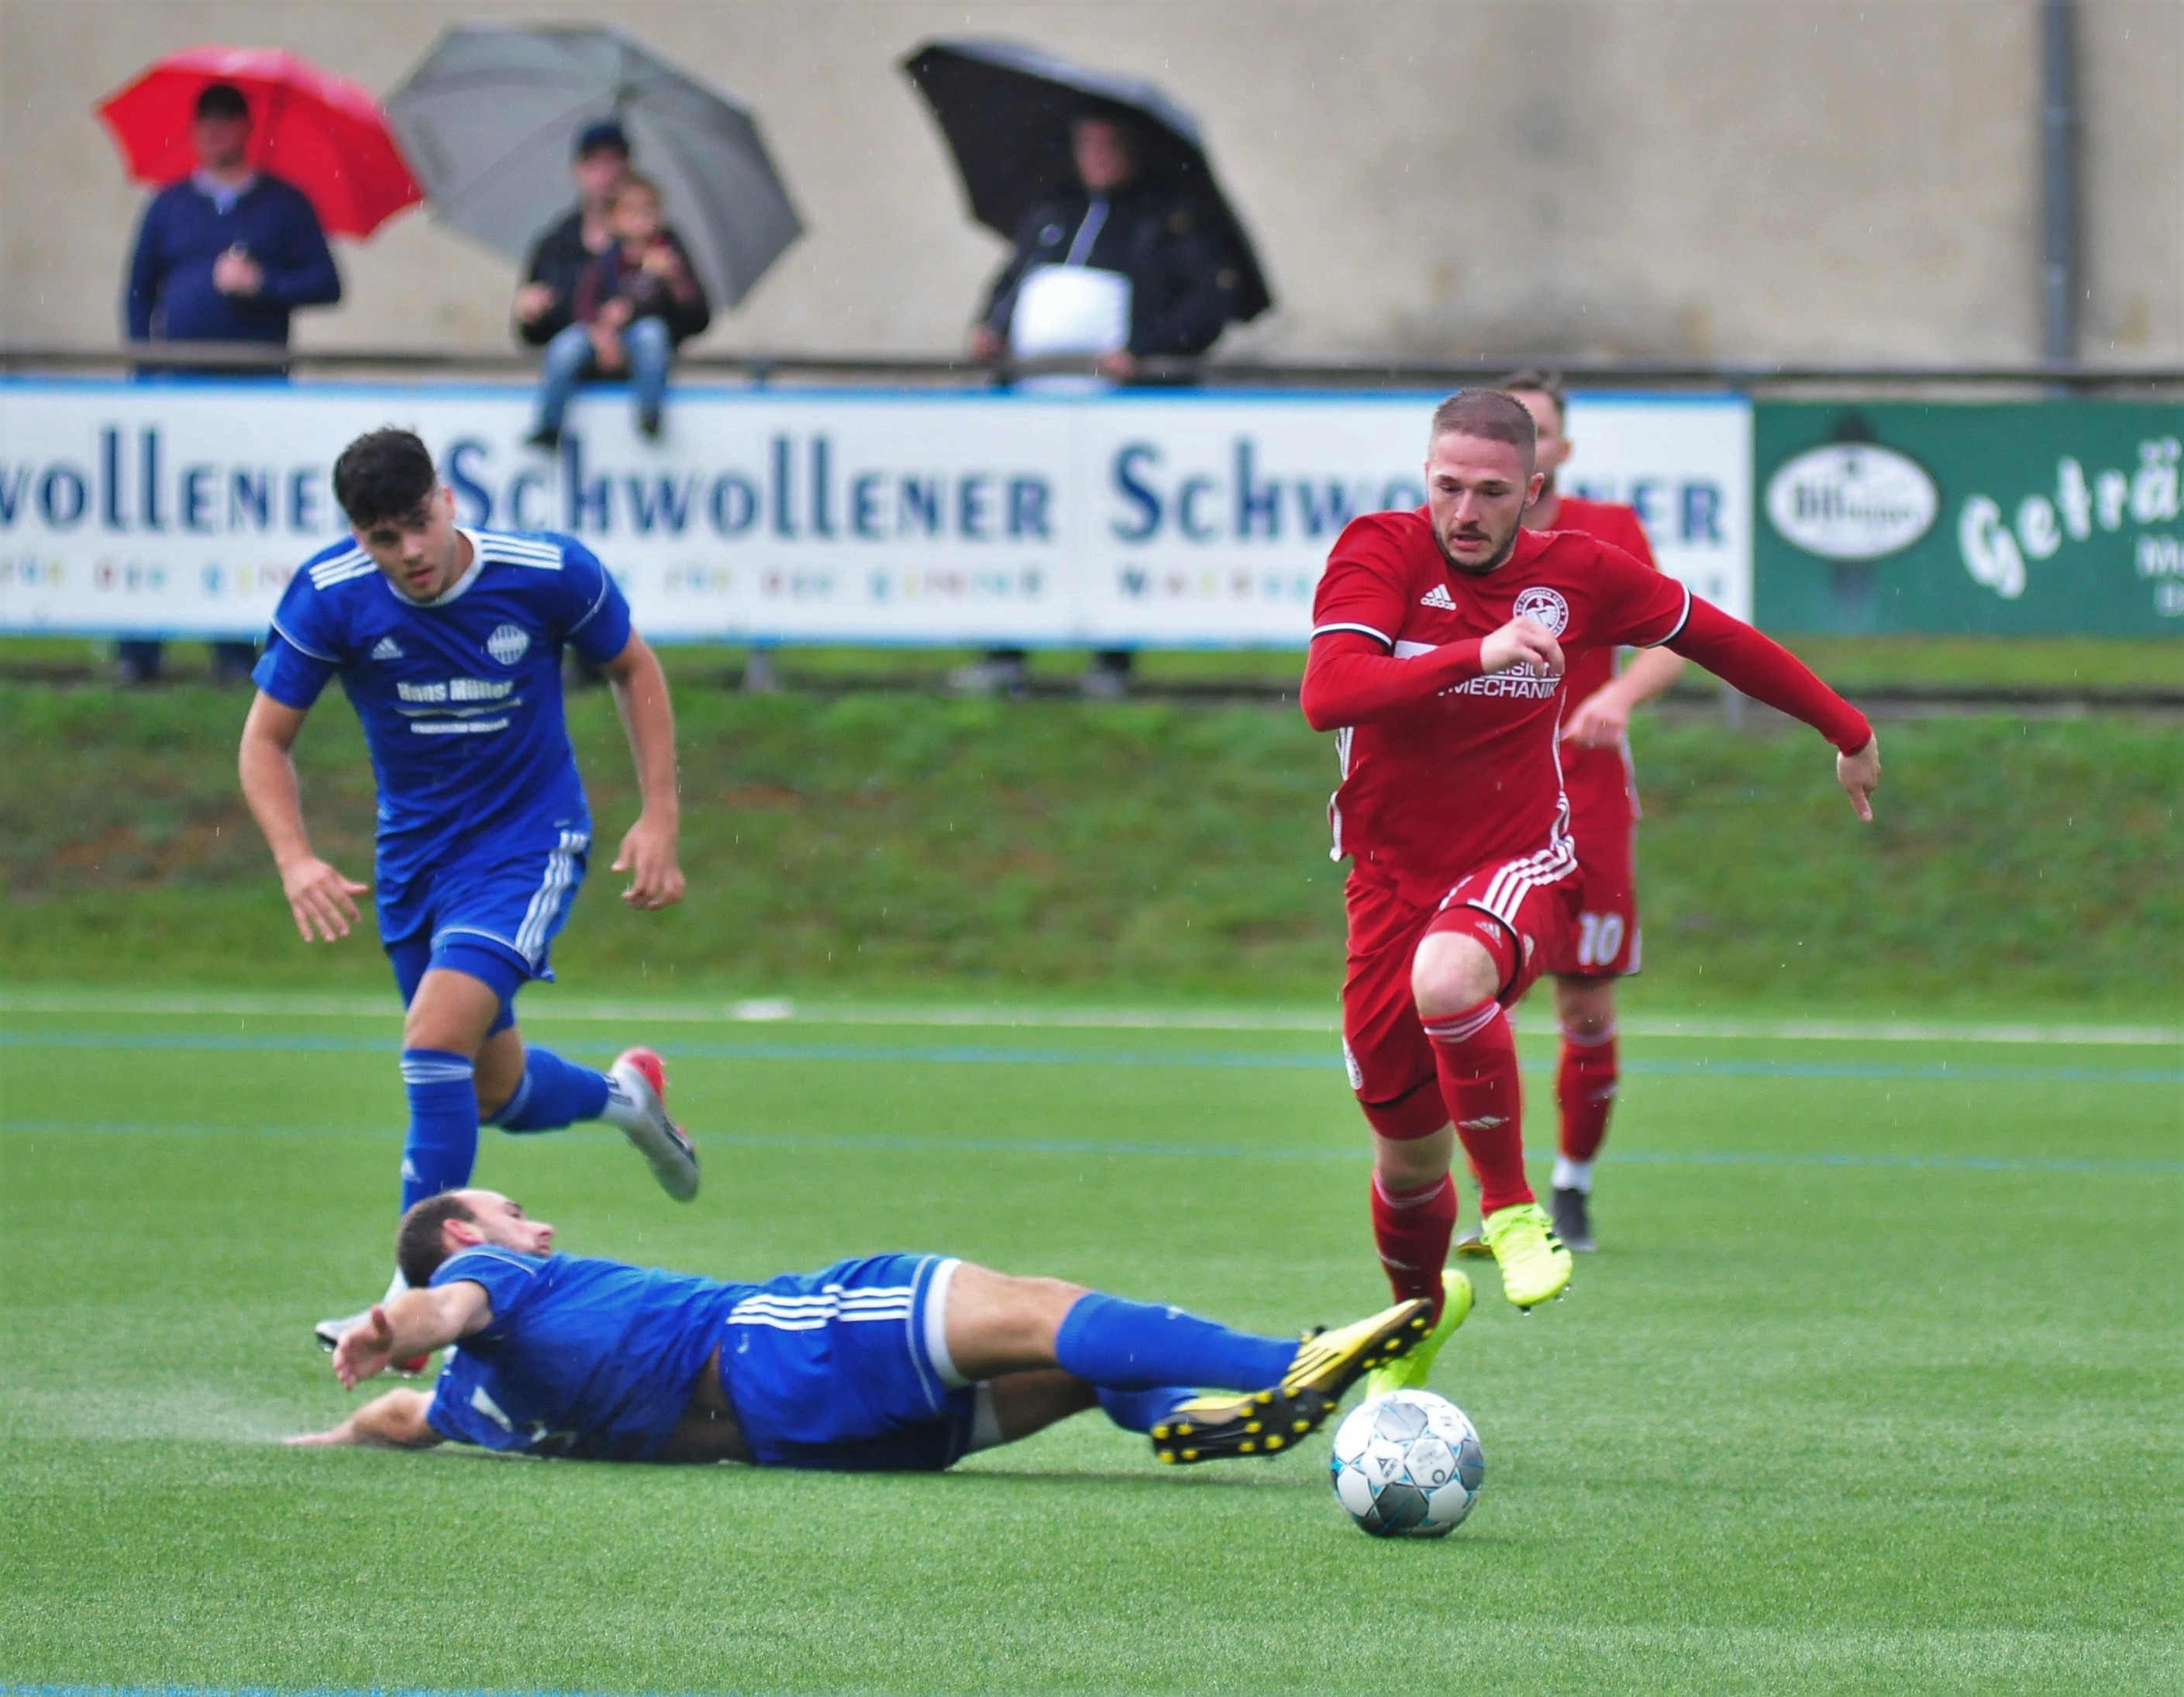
[1755, 402, 2184, 634]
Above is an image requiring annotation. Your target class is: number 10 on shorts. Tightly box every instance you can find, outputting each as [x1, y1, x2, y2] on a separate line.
[1576, 911, 1626, 970]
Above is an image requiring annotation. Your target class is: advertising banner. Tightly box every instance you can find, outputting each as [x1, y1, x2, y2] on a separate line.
[0, 380, 1751, 644]
[1755, 401, 2184, 634]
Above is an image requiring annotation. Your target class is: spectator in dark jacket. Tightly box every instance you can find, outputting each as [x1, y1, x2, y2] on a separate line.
[513, 119, 632, 348]
[959, 111, 1250, 698]
[967, 112, 1247, 382]
[119, 80, 341, 685]
[527, 174, 710, 446]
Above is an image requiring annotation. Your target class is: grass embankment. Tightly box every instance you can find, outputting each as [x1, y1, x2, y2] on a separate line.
[6, 633, 2183, 692]
[2, 680, 2175, 1018]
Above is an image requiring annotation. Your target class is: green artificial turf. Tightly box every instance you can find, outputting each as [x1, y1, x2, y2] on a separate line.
[2, 999, 2179, 1695]
[2, 682, 2177, 1019]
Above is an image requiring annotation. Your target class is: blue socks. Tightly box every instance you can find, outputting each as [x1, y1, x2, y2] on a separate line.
[1097, 1385, 1195, 1433]
[490, 1046, 613, 1133]
[400, 1046, 620, 1215]
[398, 1049, 479, 1212]
[1053, 1293, 1296, 1392]
[400, 1045, 618, 1216]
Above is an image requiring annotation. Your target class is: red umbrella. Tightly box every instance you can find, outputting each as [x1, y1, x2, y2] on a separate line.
[96, 45, 423, 239]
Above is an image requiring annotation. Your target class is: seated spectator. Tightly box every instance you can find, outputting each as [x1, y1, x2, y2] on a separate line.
[121, 79, 340, 685]
[526, 174, 710, 447]
[513, 120, 630, 350]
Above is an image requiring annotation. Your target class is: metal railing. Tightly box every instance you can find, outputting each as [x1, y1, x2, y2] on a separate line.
[5, 341, 2183, 395]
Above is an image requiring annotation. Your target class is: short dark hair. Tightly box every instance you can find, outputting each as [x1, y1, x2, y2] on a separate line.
[397, 1192, 479, 1289]
[333, 429, 439, 529]
[574, 118, 631, 160]
[1499, 368, 1567, 423]
[195, 82, 250, 122]
[1428, 388, 1538, 467]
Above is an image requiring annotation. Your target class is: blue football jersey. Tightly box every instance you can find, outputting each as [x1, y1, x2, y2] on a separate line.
[253, 528, 633, 885]
[424, 1247, 751, 1461]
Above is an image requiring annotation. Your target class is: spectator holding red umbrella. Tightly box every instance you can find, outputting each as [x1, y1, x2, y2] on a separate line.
[119, 80, 341, 683]
[123, 81, 341, 362]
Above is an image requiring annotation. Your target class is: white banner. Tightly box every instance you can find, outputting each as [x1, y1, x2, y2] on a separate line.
[0, 381, 1750, 642]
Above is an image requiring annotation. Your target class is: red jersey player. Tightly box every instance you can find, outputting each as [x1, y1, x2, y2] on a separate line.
[1452, 372, 1689, 1257]
[1300, 390, 1879, 1390]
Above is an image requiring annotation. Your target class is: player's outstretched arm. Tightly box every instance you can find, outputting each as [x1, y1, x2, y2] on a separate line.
[598, 633, 685, 910]
[288, 1388, 441, 1450]
[329, 1284, 491, 1390]
[238, 692, 370, 941]
[1662, 600, 1878, 820]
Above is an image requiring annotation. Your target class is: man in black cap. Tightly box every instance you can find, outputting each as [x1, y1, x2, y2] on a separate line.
[512, 120, 634, 349]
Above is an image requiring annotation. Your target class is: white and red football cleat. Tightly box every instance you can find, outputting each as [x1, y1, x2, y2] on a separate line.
[610, 1047, 700, 1202]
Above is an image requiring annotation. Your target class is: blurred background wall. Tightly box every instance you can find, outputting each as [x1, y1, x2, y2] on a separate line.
[2, 0, 2178, 367]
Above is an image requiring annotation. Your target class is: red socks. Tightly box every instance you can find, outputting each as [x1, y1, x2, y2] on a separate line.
[1369, 1171, 1456, 1311]
[1423, 999, 1534, 1215]
[1556, 1024, 1619, 1164]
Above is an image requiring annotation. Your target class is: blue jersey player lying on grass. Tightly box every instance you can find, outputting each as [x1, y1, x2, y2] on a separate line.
[238, 429, 701, 1364]
[295, 1189, 1437, 1471]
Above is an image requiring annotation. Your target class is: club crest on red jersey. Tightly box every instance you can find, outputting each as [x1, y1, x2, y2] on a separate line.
[1512, 586, 1570, 636]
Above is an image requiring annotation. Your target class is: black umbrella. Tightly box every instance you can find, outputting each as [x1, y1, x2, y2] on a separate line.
[902, 38, 1271, 322]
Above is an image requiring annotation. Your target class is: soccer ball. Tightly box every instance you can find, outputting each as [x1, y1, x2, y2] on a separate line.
[1328, 1390, 1485, 1537]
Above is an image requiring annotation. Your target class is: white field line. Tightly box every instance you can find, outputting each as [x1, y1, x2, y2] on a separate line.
[0, 987, 2177, 1047]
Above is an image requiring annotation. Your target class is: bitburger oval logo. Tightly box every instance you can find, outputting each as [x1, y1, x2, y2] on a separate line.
[1765, 443, 1939, 560]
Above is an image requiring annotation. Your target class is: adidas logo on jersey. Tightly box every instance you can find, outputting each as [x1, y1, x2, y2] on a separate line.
[1419, 584, 1458, 610]
[370, 636, 405, 661]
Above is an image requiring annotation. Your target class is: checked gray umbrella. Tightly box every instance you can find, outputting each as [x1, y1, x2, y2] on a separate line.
[902, 38, 1270, 322]
[387, 23, 801, 309]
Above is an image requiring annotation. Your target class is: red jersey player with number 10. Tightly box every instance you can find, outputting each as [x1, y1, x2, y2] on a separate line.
[1301, 390, 1880, 1392]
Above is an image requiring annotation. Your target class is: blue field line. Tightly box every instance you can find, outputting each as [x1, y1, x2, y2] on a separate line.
[0, 1027, 2178, 1085]
[0, 1686, 695, 1697]
[3, 1118, 2179, 1176]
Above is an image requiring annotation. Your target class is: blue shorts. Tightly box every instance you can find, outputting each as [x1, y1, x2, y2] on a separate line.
[718, 1254, 994, 1472]
[381, 826, 590, 1033]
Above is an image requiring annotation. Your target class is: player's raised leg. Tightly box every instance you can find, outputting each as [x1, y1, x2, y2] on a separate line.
[388, 829, 699, 1209]
[482, 1026, 698, 1202]
[1413, 905, 1573, 1310]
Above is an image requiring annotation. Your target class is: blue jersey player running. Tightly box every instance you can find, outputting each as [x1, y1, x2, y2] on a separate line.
[294, 1189, 1436, 1470]
[239, 429, 700, 1361]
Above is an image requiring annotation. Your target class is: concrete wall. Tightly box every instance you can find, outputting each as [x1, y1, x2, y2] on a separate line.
[2, 0, 2177, 366]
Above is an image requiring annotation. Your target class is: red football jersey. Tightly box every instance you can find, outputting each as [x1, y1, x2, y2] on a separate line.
[1310, 509, 1690, 905]
[1541, 495, 1658, 829]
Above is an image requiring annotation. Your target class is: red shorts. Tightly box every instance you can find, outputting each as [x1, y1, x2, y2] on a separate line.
[1340, 847, 1582, 1112]
[1545, 806, 1641, 979]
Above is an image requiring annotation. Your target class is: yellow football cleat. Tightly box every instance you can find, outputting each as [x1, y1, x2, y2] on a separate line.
[1149, 1296, 1432, 1464]
[1483, 1200, 1573, 1309]
[1362, 1268, 1474, 1399]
